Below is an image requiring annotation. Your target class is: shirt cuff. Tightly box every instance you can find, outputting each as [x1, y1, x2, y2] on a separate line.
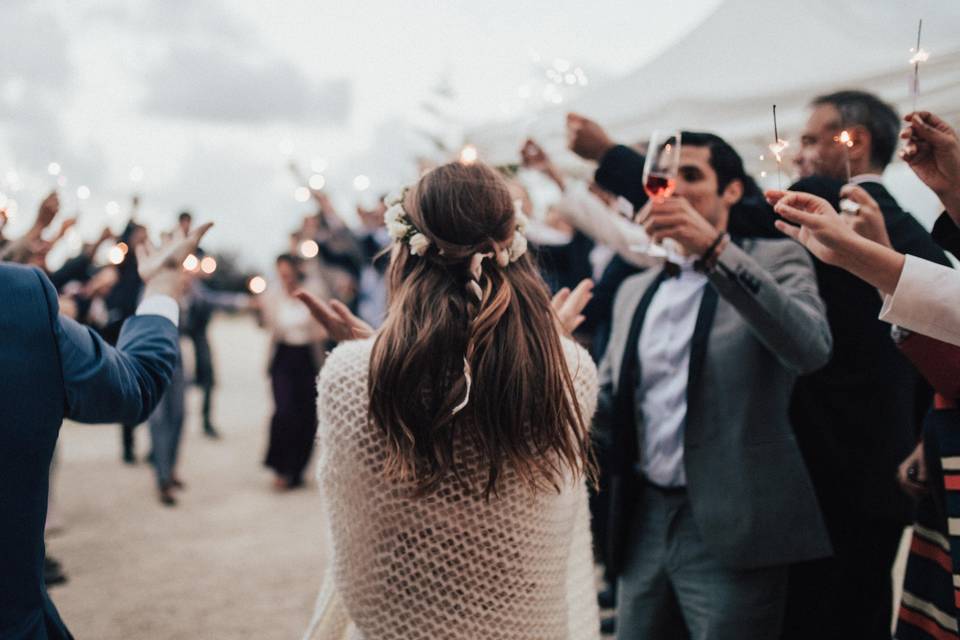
[136, 295, 180, 328]
[879, 254, 946, 332]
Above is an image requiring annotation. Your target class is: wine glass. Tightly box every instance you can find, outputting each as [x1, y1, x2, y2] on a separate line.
[627, 130, 682, 258]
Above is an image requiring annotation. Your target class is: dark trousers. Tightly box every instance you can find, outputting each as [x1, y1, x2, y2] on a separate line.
[264, 344, 318, 485]
[617, 483, 787, 640]
[781, 516, 904, 640]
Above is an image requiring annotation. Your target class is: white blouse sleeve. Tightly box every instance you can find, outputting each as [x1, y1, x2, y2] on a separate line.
[878, 254, 960, 347]
[554, 181, 658, 269]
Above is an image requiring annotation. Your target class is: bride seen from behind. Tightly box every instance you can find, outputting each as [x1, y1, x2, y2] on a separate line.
[299, 161, 601, 640]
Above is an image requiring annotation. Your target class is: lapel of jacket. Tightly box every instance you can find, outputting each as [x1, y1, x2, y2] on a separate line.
[686, 284, 719, 412]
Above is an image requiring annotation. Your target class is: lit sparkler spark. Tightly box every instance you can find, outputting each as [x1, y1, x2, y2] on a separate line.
[768, 139, 790, 163]
[909, 48, 930, 64]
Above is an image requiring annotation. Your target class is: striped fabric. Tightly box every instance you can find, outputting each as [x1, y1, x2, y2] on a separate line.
[897, 405, 960, 640]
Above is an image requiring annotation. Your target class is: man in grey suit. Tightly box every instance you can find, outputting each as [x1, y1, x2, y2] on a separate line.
[600, 133, 833, 640]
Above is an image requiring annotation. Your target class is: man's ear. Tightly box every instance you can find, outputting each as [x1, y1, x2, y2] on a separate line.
[848, 124, 872, 163]
[722, 178, 744, 207]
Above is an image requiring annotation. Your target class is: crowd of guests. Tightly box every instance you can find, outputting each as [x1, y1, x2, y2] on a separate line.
[3, 83, 960, 640]
[292, 90, 960, 640]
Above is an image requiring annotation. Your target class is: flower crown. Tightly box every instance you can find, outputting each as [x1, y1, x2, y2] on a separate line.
[383, 187, 529, 264]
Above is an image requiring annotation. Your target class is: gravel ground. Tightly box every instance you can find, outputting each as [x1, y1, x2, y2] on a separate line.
[42, 314, 911, 639]
[48, 315, 326, 640]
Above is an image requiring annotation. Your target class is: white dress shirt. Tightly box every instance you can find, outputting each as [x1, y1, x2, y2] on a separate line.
[135, 295, 180, 328]
[637, 259, 708, 487]
[879, 254, 960, 347]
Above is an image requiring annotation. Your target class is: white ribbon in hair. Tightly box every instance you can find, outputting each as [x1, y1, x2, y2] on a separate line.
[466, 251, 493, 301]
[451, 357, 473, 416]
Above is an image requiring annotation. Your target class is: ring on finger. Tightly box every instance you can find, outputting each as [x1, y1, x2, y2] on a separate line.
[839, 198, 861, 215]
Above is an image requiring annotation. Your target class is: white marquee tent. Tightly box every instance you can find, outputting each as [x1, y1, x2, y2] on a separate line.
[469, 0, 960, 225]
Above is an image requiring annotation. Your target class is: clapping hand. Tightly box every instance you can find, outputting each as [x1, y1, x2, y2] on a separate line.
[900, 111, 960, 215]
[521, 138, 565, 190]
[551, 278, 593, 334]
[137, 223, 214, 298]
[33, 192, 60, 232]
[296, 291, 374, 341]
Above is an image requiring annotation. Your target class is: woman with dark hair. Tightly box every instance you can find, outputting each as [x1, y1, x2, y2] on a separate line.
[257, 253, 327, 490]
[301, 162, 600, 639]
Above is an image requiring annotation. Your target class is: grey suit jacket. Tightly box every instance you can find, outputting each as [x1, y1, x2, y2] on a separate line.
[599, 238, 833, 572]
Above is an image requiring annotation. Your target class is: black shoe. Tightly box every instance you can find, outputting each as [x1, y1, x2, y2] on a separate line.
[203, 423, 221, 439]
[158, 486, 177, 507]
[598, 586, 617, 609]
[600, 616, 616, 635]
[44, 557, 68, 588]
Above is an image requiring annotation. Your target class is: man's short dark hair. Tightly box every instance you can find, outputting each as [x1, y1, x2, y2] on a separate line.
[178, 211, 192, 223]
[680, 131, 759, 202]
[811, 90, 900, 169]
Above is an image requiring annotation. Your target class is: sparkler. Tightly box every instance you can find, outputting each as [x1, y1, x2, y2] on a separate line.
[909, 20, 929, 113]
[768, 105, 790, 190]
[459, 144, 478, 165]
[835, 130, 859, 213]
[248, 276, 267, 294]
[836, 130, 854, 183]
[300, 239, 319, 258]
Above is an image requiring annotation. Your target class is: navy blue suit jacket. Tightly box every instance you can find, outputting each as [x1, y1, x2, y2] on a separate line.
[0, 264, 178, 639]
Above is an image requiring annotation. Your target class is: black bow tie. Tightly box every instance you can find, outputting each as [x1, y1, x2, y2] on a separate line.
[662, 262, 681, 279]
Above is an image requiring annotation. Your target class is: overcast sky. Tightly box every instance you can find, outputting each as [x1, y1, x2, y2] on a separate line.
[0, 0, 722, 268]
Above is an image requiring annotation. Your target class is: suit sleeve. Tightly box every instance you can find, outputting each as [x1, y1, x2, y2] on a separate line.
[931, 211, 960, 260]
[886, 206, 951, 267]
[36, 269, 180, 424]
[594, 145, 648, 210]
[707, 241, 833, 374]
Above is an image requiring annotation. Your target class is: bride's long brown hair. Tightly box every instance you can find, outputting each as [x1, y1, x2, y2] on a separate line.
[369, 162, 594, 498]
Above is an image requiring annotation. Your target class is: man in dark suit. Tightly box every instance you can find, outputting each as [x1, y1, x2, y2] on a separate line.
[596, 133, 832, 639]
[569, 89, 949, 638]
[0, 213, 211, 640]
[779, 89, 950, 640]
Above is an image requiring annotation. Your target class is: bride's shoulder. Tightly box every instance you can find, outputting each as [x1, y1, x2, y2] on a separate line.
[317, 338, 375, 392]
[559, 337, 597, 384]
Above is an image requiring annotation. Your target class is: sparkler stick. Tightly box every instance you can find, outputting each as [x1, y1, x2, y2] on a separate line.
[909, 20, 929, 113]
[768, 105, 790, 190]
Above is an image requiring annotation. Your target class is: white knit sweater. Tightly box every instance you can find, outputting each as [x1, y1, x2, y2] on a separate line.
[304, 337, 601, 640]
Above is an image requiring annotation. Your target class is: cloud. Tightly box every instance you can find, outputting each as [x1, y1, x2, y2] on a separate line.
[82, 0, 255, 50]
[0, 3, 107, 186]
[140, 43, 351, 124]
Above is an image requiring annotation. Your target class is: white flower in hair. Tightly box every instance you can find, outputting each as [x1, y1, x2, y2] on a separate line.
[386, 220, 410, 240]
[508, 232, 527, 262]
[383, 203, 404, 226]
[409, 233, 431, 256]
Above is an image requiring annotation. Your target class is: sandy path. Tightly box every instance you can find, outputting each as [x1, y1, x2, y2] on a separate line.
[48, 315, 326, 640]
[41, 314, 911, 639]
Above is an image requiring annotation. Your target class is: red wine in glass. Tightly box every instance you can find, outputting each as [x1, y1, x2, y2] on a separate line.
[644, 173, 676, 200]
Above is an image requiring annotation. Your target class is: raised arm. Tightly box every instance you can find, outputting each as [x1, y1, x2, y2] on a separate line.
[707, 240, 832, 374]
[51, 222, 214, 423]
